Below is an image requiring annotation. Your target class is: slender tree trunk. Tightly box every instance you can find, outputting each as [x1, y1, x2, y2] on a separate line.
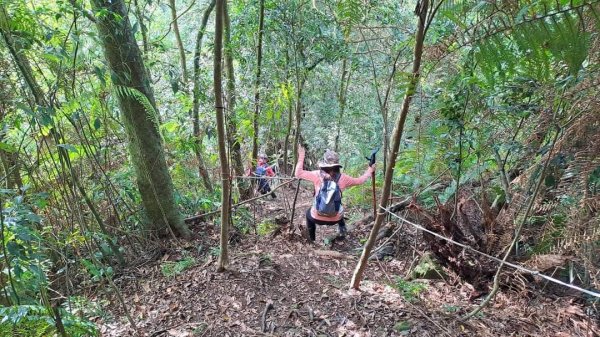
[293, 76, 305, 164]
[133, 0, 149, 56]
[351, 0, 430, 289]
[283, 84, 294, 174]
[380, 49, 402, 173]
[0, 10, 47, 106]
[493, 148, 512, 204]
[91, 0, 190, 238]
[169, 0, 188, 81]
[0, 151, 22, 190]
[334, 58, 352, 152]
[251, 0, 265, 163]
[283, 49, 293, 174]
[192, 0, 216, 192]
[222, 0, 248, 199]
[214, 0, 231, 272]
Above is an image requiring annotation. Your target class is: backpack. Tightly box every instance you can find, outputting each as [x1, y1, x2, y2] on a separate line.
[255, 165, 267, 176]
[315, 174, 342, 217]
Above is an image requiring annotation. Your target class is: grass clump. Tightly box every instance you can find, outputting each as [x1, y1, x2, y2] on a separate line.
[161, 256, 197, 278]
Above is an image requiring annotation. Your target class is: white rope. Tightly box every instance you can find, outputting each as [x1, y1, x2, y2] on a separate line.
[380, 206, 600, 299]
[232, 175, 297, 181]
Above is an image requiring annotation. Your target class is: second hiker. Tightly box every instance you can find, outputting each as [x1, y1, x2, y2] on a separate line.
[295, 145, 375, 241]
[255, 153, 276, 198]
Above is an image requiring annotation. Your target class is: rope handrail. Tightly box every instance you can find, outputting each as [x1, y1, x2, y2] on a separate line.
[379, 206, 600, 299]
[183, 178, 298, 223]
[232, 175, 297, 181]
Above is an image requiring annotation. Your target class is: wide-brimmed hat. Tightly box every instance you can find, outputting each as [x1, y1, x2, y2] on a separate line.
[318, 149, 343, 168]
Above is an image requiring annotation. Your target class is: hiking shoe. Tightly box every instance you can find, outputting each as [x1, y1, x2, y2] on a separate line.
[271, 192, 277, 199]
[338, 224, 347, 239]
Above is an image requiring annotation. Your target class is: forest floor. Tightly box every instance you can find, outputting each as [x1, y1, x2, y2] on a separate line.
[95, 184, 599, 337]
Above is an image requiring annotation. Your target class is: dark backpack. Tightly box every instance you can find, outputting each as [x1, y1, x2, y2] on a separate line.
[315, 174, 342, 217]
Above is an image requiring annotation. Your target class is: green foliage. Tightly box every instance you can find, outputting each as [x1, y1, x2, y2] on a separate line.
[393, 320, 411, 334]
[160, 256, 197, 278]
[473, 3, 597, 87]
[230, 206, 253, 235]
[0, 305, 98, 337]
[80, 259, 113, 283]
[1, 191, 48, 302]
[393, 278, 427, 302]
[209, 247, 221, 257]
[443, 304, 459, 313]
[256, 220, 277, 236]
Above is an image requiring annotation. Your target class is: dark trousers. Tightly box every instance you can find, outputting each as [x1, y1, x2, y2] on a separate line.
[258, 178, 271, 194]
[306, 209, 346, 241]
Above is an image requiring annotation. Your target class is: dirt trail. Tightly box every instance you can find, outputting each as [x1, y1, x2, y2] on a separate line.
[97, 184, 599, 336]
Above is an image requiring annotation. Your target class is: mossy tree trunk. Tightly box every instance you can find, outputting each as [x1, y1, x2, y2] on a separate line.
[91, 0, 190, 238]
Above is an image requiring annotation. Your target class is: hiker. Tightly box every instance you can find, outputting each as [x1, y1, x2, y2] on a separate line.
[295, 145, 375, 241]
[255, 153, 276, 199]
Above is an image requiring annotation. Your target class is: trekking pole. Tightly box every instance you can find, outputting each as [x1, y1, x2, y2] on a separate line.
[366, 147, 379, 219]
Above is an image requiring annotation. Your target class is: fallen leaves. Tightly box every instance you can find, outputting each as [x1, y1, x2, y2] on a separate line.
[93, 192, 598, 337]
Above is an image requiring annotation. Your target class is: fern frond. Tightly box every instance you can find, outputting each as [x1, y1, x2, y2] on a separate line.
[113, 85, 162, 139]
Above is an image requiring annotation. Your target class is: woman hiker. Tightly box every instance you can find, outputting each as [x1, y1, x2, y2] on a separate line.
[295, 145, 375, 242]
[255, 153, 276, 199]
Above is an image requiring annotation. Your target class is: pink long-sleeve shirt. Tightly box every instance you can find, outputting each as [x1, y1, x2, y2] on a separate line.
[295, 151, 373, 222]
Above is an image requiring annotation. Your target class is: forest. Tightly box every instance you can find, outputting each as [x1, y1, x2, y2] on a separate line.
[1, 0, 599, 335]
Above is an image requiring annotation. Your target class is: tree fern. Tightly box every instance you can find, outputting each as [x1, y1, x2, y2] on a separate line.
[471, 2, 597, 86]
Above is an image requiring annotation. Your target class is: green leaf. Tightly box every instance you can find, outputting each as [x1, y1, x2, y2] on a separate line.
[57, 144, 78, 153]
[94, 65, 106, 86]
[6, 241, 23, 258]
[0, 142, 16, 153]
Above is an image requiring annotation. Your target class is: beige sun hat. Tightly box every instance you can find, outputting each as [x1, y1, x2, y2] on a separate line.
[318, 149, 343, 168]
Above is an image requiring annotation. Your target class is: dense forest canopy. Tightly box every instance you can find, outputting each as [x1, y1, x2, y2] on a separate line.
[1, 0, 599, 335]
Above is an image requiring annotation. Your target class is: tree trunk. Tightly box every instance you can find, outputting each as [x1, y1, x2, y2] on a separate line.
[351, 0, 430, 289]
[0, 150, 22, 190]
[251, 0, 265, 163]
[334, 58, 352, 152]
[223, 0, 248, 198]
[293, 76, 305, 164]
[0, 105, 22, 190]
[380, 50, 403, 173]
[0, 10, 47, 106]
[214, 0, 231, 272]
[169, 0, 188, 81]
[133, 0, 149, 56]
[91, 0, 190, 238]
[192, 0, 216, 192]
[283, 49, 293, 174]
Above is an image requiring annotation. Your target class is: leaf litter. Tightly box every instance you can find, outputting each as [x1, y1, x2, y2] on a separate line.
[95, 186, 599, 336]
